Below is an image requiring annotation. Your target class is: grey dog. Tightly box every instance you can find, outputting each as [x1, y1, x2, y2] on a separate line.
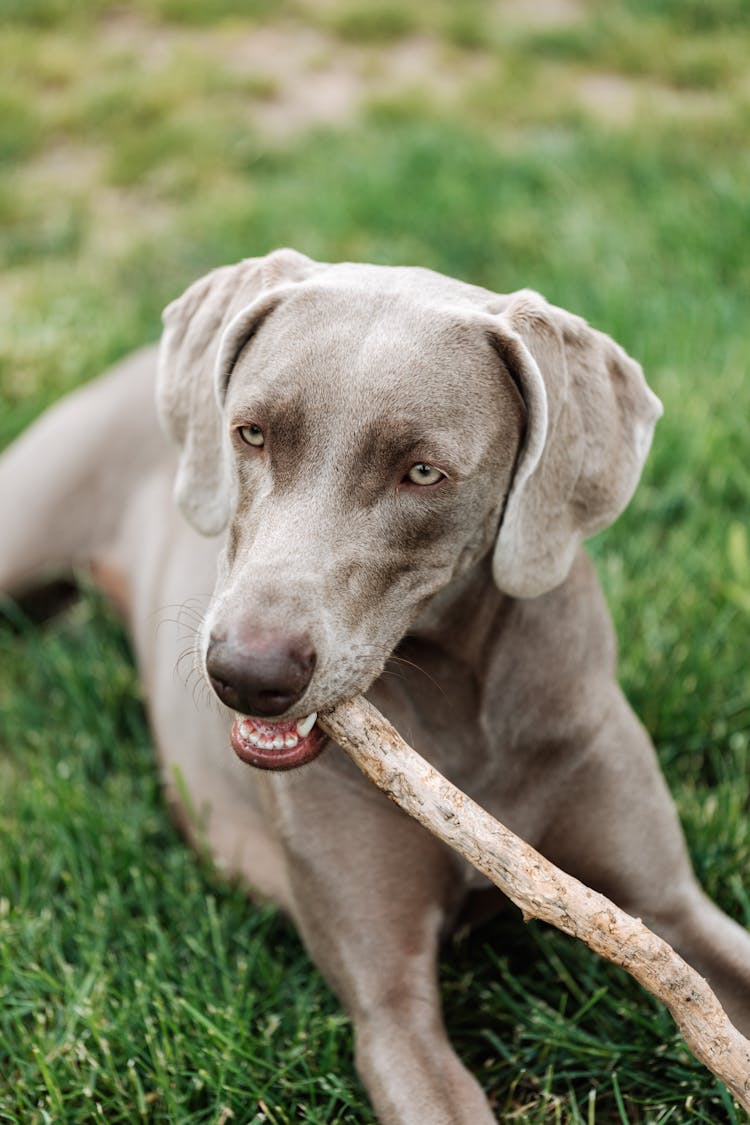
[2, 248, 748, 1123]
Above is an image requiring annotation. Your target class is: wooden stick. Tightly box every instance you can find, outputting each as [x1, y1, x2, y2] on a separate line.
[318, 695, 750, 1111]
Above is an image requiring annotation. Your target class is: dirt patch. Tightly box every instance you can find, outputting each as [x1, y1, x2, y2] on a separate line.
[213, 25, 494, 138]
[578, 70, 728, 125]
[97, 13, 495, 139]
[222, 23, 365, 136]
[578, 73, 638, 124]
[501, 0, 582, 27]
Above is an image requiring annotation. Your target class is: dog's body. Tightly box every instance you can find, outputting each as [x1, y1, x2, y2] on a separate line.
[2, 250, 749, 1123]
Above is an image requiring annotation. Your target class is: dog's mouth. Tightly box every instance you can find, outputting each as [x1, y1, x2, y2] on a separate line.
[230, 711, 326, 770]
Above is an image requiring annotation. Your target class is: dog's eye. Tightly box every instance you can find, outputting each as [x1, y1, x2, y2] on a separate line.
[237, 424, 264, 448]
[405, 463, 444, 486]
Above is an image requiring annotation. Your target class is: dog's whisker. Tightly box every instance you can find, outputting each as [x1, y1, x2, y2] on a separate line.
[151, 596, 212, 621]
[385, 654, 447, 698]
[153, 598, 213, 650]
[379, 668, 407, 683]
[192, 675, 221, 715]
[175, 646, 199, 686]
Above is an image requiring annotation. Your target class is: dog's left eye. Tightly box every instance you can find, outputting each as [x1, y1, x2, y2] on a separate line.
[237, 424, 264, 447]
[405, 463, 445, 486]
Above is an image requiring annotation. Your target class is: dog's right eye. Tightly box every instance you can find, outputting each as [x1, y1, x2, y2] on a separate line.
[404, 463, 445, 486]
[237, 424, 264, 448]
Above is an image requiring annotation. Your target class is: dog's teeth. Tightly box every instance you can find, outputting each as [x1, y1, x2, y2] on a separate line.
[240, 719, 252, 736]
[272, 735, 285, 749]
[260, 737, 275, 750]
[284, 734, 299, 749]
[248, 732, 261, 747]
[296, 712, 317, 738]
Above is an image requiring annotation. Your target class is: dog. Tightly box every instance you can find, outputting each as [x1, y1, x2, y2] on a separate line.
[2, 248, 749, 1123]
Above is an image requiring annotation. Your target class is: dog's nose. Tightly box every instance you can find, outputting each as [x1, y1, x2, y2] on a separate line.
[206, 630, 316, 717]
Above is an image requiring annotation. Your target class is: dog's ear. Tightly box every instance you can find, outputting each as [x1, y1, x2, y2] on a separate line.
[157, 249, 318, 535]
[490, 291, 662, 598]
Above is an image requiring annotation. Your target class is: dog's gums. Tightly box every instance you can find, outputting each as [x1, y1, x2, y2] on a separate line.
[230, 711, 326, 769]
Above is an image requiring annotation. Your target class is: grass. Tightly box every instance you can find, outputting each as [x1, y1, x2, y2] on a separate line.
[1, 0, 749, 1121]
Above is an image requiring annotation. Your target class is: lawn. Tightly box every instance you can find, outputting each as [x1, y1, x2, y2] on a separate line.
[1, 0, 749, 1121]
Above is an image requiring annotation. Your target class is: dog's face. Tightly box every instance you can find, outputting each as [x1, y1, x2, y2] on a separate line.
[217, 284, 524, 704]
[157, 250, 662, 768]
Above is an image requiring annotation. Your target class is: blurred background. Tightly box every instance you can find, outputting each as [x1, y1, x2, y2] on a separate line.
[1, 1, 749, 1121]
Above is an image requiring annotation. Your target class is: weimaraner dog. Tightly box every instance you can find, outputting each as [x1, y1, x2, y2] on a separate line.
[2, 248, 749, 1123]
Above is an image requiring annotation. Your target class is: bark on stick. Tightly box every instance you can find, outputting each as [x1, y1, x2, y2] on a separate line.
[319, 695, 750, 1111]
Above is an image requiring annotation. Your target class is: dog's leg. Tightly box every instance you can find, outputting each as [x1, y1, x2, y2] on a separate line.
[537, 688, 750, 1034]
[270, 764, 497, 1125]
[0, 351, 162, 600]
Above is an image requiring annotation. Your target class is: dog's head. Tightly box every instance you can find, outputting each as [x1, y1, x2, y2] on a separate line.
[158, 248, 661, 768]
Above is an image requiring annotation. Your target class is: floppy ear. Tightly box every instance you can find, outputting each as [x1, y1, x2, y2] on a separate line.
[490, 290, 662, 598]
[156, 248, 318, 535]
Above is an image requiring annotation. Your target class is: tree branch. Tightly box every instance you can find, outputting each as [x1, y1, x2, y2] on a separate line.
[319, 695, 750, 1111]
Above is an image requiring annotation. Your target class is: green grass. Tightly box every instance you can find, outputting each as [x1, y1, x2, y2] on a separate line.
[1, 1, 749, 1121]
